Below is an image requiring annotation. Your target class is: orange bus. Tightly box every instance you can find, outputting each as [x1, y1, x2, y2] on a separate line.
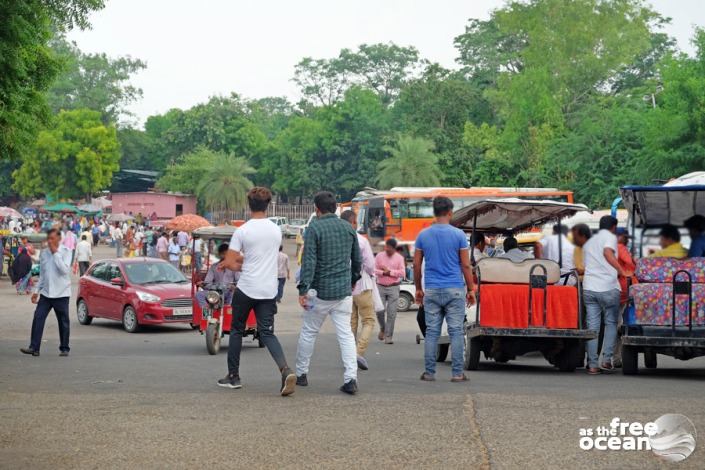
[351, 187, 574, 251]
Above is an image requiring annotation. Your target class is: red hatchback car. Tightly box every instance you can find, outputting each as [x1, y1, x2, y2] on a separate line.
[77, 258, 193, 333]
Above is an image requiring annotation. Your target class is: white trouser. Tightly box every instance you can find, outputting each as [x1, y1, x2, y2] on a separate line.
[296, 296, 357, 382]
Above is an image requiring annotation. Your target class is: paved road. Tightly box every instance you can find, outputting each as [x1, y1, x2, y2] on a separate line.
[1, 241, 704, 469]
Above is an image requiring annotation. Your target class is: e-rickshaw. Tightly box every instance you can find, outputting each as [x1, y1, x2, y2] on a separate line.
[450, 199, 596, 372]
[620, 185, 705, 375]
[190, 226, 260, 355]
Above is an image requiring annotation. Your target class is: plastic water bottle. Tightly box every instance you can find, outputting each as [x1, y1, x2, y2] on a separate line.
[305, 289, 317, 311]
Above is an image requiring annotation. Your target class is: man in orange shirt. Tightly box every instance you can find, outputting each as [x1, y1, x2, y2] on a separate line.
[612, 228, 636, 368]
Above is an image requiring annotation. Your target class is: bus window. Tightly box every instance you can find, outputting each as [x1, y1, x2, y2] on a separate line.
[356, 205, 368, 234]
[407, 198, 434, 218]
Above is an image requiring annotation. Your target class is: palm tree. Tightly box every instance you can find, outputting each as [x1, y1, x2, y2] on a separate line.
[197, 152, 255, 212]
[376, 135, 442, 189]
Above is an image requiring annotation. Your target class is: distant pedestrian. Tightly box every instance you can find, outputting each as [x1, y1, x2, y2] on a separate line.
[276, 245, 289, 303]
[20, 228, 73, 357]
[114, 223, 124, 258]
[583, 216, 632, 375]
[414, 196, 475, 382]
[193, 234, 203, 271]
[76, 234, 92, 276]
[156, 232, 169, 260]
[168, 237, 181, 269]
[296, 191, 362, 394]
[216, 187, 297, 396]
[375, 238, 405, 344]
[62, 227, 77, 265]
[177, 230, 189, 249]
[341, 210, 376, 371]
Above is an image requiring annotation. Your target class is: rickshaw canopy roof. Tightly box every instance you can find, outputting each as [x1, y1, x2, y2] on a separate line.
[451, 198, 591, 233]
[620, 185, 705, 227]
[191, 225, 237, 240]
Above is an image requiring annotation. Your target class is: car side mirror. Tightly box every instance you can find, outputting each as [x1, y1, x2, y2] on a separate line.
[110, 278, 124, 286]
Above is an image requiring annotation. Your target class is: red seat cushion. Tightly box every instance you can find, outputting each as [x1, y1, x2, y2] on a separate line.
[479, 284, 579, 329]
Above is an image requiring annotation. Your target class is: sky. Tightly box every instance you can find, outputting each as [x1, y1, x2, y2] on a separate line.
[67, 0, 705, 127]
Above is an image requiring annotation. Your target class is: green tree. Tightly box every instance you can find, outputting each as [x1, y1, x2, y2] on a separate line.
[156, 146, 214, 194]
[293, 56, 354, 108]
[12, 109, 120, 199]
[116, 127, 153, 170]
[196, 153, 255, 212]
[376, 135, 441, 189]
[0, 0, 105, 161]
[47, 35, 146, 124]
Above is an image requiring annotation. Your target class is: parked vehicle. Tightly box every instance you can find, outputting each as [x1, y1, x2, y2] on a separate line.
[285, 218, 306, 239]
[76, 258, 192, 333]
[190, 225, 261, 355]
[398, 283, 416, 312]
[450, 198, 595, 372]
[620, 184, 705, 375]
[268, 216, 289, 235]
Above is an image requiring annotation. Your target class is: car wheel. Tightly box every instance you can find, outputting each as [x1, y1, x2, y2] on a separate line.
[76, 299, 93, 325]
[397, 292, 413, 312]
[435, 343, 449, 362]
[622, 345, 638, 375]
[644, 348, 658, 369]
[122, 306, 140, 333]
[206, 322, 221, 355]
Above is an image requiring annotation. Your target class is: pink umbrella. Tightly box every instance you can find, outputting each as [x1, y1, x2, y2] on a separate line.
[0, 207, 22, 218]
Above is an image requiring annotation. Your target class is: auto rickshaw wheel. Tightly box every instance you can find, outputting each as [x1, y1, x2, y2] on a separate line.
[464, 334, 481, 370]
[622, 345, 638, 375]
[190, 323, 199, 330]
[644, 348, 658, 369]
[435, 343, 449, 362]
[206, 323, 221, 355]
[556, 339, 579, 372]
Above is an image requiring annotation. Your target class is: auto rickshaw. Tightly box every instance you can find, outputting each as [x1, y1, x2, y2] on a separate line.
[190, 225, 261, 355]
[620, 184, 705, 375]
[450, 198, 597, 372]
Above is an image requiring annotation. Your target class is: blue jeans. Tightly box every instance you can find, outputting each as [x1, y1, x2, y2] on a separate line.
[584, 289, 620, 368]
[30, 295, 70, 352]
[424, 287, 466, 377]
[276, 277, 285, 303]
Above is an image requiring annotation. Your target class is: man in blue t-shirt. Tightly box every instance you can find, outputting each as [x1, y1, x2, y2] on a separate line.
[413, 196, 476, 382]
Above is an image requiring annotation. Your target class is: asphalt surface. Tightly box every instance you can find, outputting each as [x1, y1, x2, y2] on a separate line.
[1, 240, 704, 469]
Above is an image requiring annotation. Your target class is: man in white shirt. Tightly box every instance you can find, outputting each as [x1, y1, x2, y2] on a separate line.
[536, 224, 575, 277]
[582, 216, 633, 375]
[76, 234, 92, 276]
[20, 228, 73, 357]
[471, 232, 488, 265]
[498, 237, 532, 263]
[216, 187, 296, 396]
[113, 224, 124, 258]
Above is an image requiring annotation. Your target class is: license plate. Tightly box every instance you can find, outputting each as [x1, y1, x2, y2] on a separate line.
[172, 308, 192, 317]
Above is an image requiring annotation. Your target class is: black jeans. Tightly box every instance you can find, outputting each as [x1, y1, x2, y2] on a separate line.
[227, 288, 288, 376]
[30, 295, 70, 352]
[79, 261, 90, 276]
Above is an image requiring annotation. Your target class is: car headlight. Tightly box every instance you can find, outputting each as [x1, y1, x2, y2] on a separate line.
[136, 291, 161, 303]
[206, 291, 221, 305]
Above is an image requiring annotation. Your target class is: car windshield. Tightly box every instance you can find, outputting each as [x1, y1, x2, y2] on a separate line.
[291, 219, 305, 225]
[123, 262, 188, 285]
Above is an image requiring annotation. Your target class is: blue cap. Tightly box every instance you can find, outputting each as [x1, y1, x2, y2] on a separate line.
[616, 228, 628, 236]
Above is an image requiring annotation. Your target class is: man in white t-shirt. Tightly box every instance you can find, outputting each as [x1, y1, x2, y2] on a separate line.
[216, 187, 296, 396]
[582, 215, 633, 375]
[536, 224, 574, 277]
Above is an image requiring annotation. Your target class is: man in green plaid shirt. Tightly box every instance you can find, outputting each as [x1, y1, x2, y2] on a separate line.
[296, 191, 362, 394]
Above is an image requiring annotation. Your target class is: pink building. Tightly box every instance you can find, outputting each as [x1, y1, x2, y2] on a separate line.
[111, 192, 197, 222]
